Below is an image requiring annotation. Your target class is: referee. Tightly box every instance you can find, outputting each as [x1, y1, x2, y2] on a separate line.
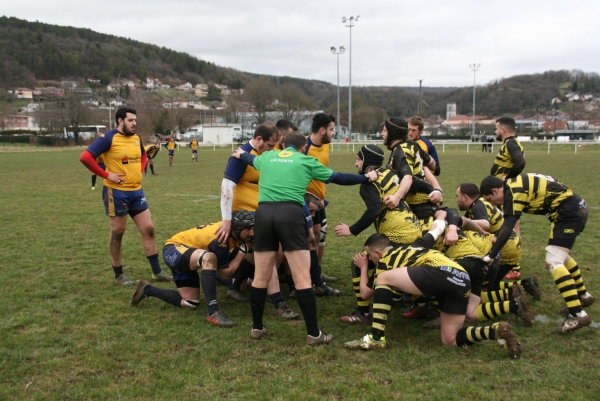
[232, 131, 379, 345]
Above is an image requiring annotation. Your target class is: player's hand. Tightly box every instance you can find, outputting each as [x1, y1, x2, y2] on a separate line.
[443, 226, 459, 246]
[383, 194, 400, 209]
[107, 171, 126, 185]
[232, 148, 245, 159]
[335, 222, 352, 237]
[215, 220, 232, 242]
[429, 190, 443, 204]
[353, 252, 368, 269]
[434, 209, 447, 220]
[365, 170, 380, 182]
[482, 255, 494, 266]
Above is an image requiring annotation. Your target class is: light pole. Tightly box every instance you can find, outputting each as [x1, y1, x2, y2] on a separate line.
[331, 46, 345, 148]
[469, 63, 481, 140]
[342, 15, 359, 141]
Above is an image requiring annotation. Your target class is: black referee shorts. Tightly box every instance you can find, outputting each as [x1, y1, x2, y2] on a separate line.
[254, 202, 309, 252]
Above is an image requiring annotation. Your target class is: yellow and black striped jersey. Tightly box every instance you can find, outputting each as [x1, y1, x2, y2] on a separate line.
[465, 198, 504, 234]
[491, 136, 525, 178]
[374, 244, 465, 284]
[504, 173, 574, 216]
[372, 168, 422, 244]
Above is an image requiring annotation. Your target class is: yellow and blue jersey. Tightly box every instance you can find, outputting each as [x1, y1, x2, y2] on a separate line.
[224, 141, 261, 212]
[87, 129, 144, 191]
[304, 137, 330, 199]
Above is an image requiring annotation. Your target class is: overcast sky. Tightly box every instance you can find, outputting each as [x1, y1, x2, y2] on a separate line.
[4, 0, 600, 87]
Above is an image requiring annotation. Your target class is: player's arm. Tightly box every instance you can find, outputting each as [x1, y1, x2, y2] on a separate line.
[353, 252, 374, 300]
[80, 150, 108, 178]
[505, 140, 526, 179]
[467, 200, 491, 232]
[140, 142, 148, 172]
[385, 156, 413, 208]
[337, 184, 381, 236]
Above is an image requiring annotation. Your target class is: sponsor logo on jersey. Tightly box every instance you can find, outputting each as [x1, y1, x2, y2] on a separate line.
[278, 150, 294, 158]
[121, 158, 129, 164]
[564, 229, 575, 234]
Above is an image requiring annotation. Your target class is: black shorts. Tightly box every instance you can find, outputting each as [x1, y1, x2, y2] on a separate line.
[254, 202, 309, 252]
[407, 265, 471, 315]
[456, 257, 486, 296]
[312, 206, 327, 227]
[163, 245, 200, 288]
[548, 195, 588, 249]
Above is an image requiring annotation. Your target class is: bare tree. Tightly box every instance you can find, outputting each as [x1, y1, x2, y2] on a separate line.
[59, 93, 93, 143]
[244, 77, 276, 124]
[223, 96, 242, 124]
[278, 83, 315, 128]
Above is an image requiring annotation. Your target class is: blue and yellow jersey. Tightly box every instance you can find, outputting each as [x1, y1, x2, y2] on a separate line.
[190, 139, 198, 150]
[167, 141, 176, 151]
[165, 223, 239, 268]
[87, 129, 144, 191]
[144, 144, 160, 159]
[95, 154, 106, 169]
[304, 136, 330, 199]
[224, 141, 261, 212]
[505, 173, 574, 216]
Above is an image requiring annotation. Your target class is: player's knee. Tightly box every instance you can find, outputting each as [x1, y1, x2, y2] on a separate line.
[200, 252, 217, 270]
[545, 245, 568, 271]
[319, 224, 328, 246]
[182, 299, 199, 309]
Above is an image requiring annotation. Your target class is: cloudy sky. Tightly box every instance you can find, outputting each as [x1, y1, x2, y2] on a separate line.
[4, 0, 600, 87]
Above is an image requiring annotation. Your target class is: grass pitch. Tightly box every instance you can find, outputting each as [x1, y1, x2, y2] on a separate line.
[0, 143, 598, 400]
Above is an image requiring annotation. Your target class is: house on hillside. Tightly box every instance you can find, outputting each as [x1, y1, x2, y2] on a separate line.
[15, 88, 33, 99]
[81, 98, 99, 106]
[1, 115, 39, 131]
[177, 82, 193, 91]
[542, 120, 569, 133]
[107, 84, 119, 92]
[46, 87, 64, 97]
[441, 115, 487, 130]
[87, 75, 101, 84]
[61, 81, 77, 88]
[69, 87, 92, 94]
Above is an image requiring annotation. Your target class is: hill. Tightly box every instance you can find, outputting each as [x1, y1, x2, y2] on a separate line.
[1, 16, 599, 128]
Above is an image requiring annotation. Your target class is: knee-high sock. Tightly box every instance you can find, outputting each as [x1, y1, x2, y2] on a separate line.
[295, 288, 319, 337]
[144, 285, 182, 307]
[550, 265, 582, 315]
[309, 250, 324, 287]
[250, 286, 267, 330]
[147, 253, 162, 275]
[475, 301, 513, 321]
[200, 270, 219, 315]
[352, 263, 370, 315]
[371, 285, 394, 341]
[481, 288, 510, 303]
[230, 259, 253, 291]
[456, 323, 498, 347]
[565, 258, 587, 297]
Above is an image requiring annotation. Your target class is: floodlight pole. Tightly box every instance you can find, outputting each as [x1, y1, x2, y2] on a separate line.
[331, 46, 345, 149]
[343, 16, 359, 141]
[469, 63, 481, 140]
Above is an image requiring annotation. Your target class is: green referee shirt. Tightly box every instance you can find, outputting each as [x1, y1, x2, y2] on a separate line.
[252, 147, 333, 205]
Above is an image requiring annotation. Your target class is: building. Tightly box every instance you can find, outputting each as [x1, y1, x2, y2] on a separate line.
[15, 88, 33, 99]
[1, 115, 39, 131]
[446, 103, 457, 119]
[87, 75, 101, 84]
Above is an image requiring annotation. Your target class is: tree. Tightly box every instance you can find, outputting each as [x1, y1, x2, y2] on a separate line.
[278, 83, 315, 128]
[59, 93, 93, 144]
[244, 77, 276, 124]
[223, 97, 242, 124]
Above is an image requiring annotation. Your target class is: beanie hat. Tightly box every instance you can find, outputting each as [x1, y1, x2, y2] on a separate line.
[357, 145, 384, 174]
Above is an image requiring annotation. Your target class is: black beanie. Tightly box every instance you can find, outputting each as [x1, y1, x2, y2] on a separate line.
[357, 145, 384, 174]
[384, 117, 408, 146]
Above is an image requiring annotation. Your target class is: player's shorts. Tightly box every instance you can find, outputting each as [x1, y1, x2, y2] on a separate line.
[407, 265, 471, 315]
[456, 257, 486, 296]
[192, 149, 198, 154]
[311, 205, 326, 226]
[102, 187, 148, 217]
[168, 150, 175, 156]
[254, 202, 309, 252]
[548, 195, 588, 249]
[162, 244, 200, 288]
[147, 153, 157, 160]
[302, 201, 314, 234]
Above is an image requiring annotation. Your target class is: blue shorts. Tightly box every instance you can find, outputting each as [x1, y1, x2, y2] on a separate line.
[303, 201, 314, 231]
[102, 187, 149, 217]
[168, 150, 175, 156]
[192, 150, 198, 154]
[162, 244, 200, 286]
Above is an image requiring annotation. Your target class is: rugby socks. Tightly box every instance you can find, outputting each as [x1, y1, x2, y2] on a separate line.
[565, 258, 588, 297]
[550, 265, 582, 315]
[144, 285, 183, 307]
[200, 270, 220, 315]
[475, 301, 512, 321]
[372, 285, 394, 341]
[150, 164, 156, 174]
[230, 260, 253, 291]
[455, 323, 498, 347]
[270, 292, 285, 309]
[309, 250, 324, 287]
[91, 174, 97, 187]
[352, 263, 370, 316]
[481, 288, 511, 303]
[295, 288, 320, 337]
[147, 254, 162, 275]
[250, 286, 267, 330]
[112, 265, 124, 278]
